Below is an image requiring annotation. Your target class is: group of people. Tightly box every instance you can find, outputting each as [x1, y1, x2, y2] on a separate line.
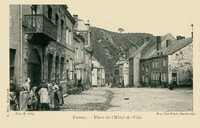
[10, 78, 64, 111]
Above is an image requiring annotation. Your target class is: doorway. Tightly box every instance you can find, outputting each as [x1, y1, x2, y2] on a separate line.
[172, 73, 177, 86]
[28, 49, 41, 88]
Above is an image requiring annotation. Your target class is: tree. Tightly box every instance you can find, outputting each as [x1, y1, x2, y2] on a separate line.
[118, 28, 125, 33]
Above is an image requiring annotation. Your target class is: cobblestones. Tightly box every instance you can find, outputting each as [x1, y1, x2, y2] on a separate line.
[61, 87, 193, 112]
[61, 87, 113, 111]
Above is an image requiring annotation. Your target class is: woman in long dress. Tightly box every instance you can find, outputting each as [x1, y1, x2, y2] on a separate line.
[19, 78, 30, 111]
[38, 82, 49, 111]
[55, 81, 64, 106]
[49, 83, 60, 111]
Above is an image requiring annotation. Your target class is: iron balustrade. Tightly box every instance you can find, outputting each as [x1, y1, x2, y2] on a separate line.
[23, 14, 57, 41]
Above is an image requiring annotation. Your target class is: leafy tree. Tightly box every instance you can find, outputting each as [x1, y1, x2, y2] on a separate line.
[118, 28, 125, 33]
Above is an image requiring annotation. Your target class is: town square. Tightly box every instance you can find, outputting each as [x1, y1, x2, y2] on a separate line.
[9, 3, 193, 112]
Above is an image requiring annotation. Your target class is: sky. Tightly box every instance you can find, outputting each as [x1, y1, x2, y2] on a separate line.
[66, 0, 195, 37]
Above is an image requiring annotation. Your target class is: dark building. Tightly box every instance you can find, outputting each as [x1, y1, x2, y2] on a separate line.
[10, 5, 75, 89]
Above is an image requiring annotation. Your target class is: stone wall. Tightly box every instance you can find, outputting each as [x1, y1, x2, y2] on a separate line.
[168, 43, 193, 85]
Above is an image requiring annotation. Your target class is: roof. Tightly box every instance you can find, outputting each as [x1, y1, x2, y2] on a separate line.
[73, 33, 85, 42]
[74, 19, 89, 31]
[140, 42, 157, 59]
[141, 33, 176, 60]
[128, 41, 150, 58]
[161, 33, 175, 41]
[142, 37, 192, 59]
[116, 59, 128, 65]
[159, 37, 192, 55]
[92, 56, 104, 69]
[84, 46, 93, 54]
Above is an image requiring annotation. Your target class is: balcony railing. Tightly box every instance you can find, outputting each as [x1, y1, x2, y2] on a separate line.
[23, 14, 57, 41]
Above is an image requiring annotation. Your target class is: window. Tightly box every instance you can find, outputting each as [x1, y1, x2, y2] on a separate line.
[10, 49, 16, 80]
[151, 73, 153, 80]
[48, 6, 52, 20]
[155, 60, 158, 68]
[76, 48, 79, 59]
[66, 29, 69, 44]
[163, 73, 166, 82]
[142, 75, 145, 82]
[31, 5, 37, 27]
[60, 58, 64, 80]
[61, 20, 64, 43]
[146, 66, 148, 72]
[69, 30, 72, 45]
[55, 56, 59, 79]
[77, 70, 81, 79]
[163, 59, 166, 67]
[86, 54, 88, 64]
[142, 64, 145, 71]
[155, 73, 158, 80]
[69, 58, 73, 79]
[31, 5, 37, 14]
[158, 73, 161, 81]
[152, 61, 155, 68]
[48, 54, 53, 82]
[81, 49, 84, 59]
[55, 14, 59, 26]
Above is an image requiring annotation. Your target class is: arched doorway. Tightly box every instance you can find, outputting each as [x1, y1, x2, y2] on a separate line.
[27, 49, 41, 88]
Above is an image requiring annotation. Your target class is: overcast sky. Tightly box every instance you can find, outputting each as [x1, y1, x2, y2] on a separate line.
[66, 0, 194, 37]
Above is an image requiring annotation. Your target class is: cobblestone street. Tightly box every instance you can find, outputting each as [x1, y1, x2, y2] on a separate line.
[61, 87, 193, 112]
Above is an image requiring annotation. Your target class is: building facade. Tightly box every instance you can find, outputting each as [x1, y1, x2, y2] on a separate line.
[140, 35, 193, 87]
[128, 41, 150, 87]
[10, 5, 75, 90]
[92, 57, 105, 86]
[74, 33, 85, 81]
[73, 15, 93, 89]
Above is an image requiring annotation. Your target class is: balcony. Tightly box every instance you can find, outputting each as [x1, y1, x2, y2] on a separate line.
[23, 14, 57, 41]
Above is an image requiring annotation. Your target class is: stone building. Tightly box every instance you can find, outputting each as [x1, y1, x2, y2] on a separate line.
[73, 15, 93, 89]
[9, 5, 75, 89]
[74, 33, 85, 81]
[128, 41, 150, 87]
[140, 35, 193, 87]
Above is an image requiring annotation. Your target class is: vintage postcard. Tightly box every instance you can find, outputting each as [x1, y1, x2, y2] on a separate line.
[1, 0, 200, 128]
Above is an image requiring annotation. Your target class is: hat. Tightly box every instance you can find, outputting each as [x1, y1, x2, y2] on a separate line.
[53, 85, 59, 90]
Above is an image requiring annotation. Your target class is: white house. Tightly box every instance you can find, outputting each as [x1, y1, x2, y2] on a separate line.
[92, 56, 105, 86]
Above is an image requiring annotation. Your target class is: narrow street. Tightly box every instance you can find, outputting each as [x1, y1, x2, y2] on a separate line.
[61, 87, 193, 112]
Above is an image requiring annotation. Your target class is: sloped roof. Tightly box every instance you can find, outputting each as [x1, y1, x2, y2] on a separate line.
[141, 33, 177, 60]
[161, 33, 175, 41]
[74, 19, 89, 31]
[92, 56, 104, 69]
[128, 41, 150, 58]
[141, 42, 157, 59]
[92, 56, 97, 61]
[159, 37, 192, 55]
[143, 37, 192, 59]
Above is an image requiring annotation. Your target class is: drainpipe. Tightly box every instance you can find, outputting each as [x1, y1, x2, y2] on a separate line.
[20, 5, 23, 84]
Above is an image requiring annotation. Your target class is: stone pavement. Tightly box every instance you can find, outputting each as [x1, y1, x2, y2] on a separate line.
[61, 87, 193, 112]
[106, 87, 193, 112]
[61, 87, 113, 111]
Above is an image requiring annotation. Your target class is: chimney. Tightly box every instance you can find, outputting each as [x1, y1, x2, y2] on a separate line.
[125, 48, 129, 59]
[156, 36, 161, 51]
[73, 15, 78, 21]
[177, 36, 182, 40]
[85, 19, 90, 26]
[191, 24, 193, 39]
[181, 36, 185, 39]
[166, 39, 171, 47]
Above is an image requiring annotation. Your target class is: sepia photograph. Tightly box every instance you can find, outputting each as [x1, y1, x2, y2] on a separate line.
[2, 0, 200, 128]
[9, 1, 194, 113]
